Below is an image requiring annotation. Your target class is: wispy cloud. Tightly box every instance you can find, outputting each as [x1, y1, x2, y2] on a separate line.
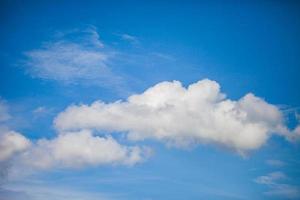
[255, 171, 300, 199]
[25, 28, 122, 88]
[119, 33, 139, 44]
[24, 27, 180, 96]
[266, 159, 286, 167]
[32, 106, 54, 119]
[85, 26, 104, 48]
[0, 188, 32, 200]
[2, 182, 114, 200]
[281, 106, 300, 115]
[255, 171, 286, 185]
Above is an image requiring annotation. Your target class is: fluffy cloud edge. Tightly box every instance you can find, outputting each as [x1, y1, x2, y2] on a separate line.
[18, 130, 151, 170]
[54, 79, 299, 153]
[1, 79, 299, 174]
[0, 131, 31, 162]
[0, 98, 150, 174]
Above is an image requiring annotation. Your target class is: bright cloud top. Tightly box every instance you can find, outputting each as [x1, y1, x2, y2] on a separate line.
[55, 79, 297, 152]
[1, 79, 299, 173]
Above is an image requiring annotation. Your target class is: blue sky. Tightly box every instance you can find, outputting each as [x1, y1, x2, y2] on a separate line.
[0, 1, 300, 200]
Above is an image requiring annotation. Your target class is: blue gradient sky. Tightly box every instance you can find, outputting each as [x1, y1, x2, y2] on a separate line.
[0, 1, 300, 200]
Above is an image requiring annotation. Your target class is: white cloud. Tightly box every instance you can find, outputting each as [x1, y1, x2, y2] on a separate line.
[0, 98, 148, 174]
[255, 171, 286, 185]
[85, 26, 104, 48]
[32, 106, 54, 119]
[0, 131, 31, 162]
[1, 182, 114, 200]
[25, 29, 122, 87]
[0, 98, 30, 162]
[32, 106, 48, 114]
[255, 172, 300, 199]
[0, 130, 149, 175]
[0, 100, 31, 162]
[119, 34, 139, 44]
[54, 79, 295, 152]
[19, 130, 149, 170]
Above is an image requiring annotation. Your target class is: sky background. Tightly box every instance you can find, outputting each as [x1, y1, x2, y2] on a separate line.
[0, 1, 300, 200]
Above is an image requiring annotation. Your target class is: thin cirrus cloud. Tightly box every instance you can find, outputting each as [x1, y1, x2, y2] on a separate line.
[119, 33, 139, 44]
[266, 159, 286, 167]
[24, 27, 177, 96]
[54, 79, 300, 153]
[24, 27, 122, 87]
[0, 183, 111, 200]
[255, 171, 300, 199]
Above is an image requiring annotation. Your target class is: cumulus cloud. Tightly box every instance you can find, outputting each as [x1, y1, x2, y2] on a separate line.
[0, 79, 298, 174]
[0, 98, 147, 175]
[19, 130, 149, 170]
[0, 100, 31, 162]
[0, 130, 148, 175]
[0, 131, 31, 162]
[255, 172, 300, 199]
[25, 28, 122, 87]
[54, 79, 296, 152]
